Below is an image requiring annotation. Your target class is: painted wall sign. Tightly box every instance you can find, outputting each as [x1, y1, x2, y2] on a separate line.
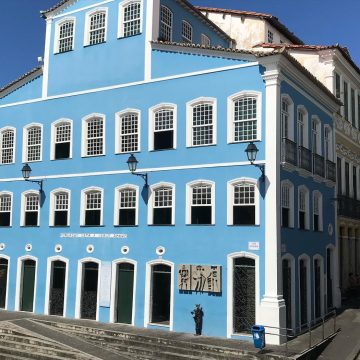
[99, 261, 112, 307]
[178, 264, 221, 293]
[248, 242, 260, 250]
[60, 233, 127, 239]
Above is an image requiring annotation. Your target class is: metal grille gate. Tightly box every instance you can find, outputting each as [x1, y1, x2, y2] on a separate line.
[233, 258, 255, 334]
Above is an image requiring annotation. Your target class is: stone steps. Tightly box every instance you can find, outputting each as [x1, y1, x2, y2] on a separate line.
[33, 320, 263, 360]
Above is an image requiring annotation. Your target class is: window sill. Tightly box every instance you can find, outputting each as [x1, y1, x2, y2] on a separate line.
[114, 225, 138, 227]
[149, 148, 176, 152]
[186, 144, 217, 149]
[81, 154, 106, 158]
[49, 225, 70, 228]
[51, 157, 72, 161]
[186, 224, 215, 226]
[0, 226, 12, 228]
[84, 41, 106, 48]
[117, 33, 142, 40]
[80, 225, 105, 227]
[148, 224, 175, 227]
[115, 150, 140, 155]
[298, 228, 310, 231]
[281, 226, 295, 229]
[20, 226, 40, 228]
[54, 49, 74, 55]
[228, 224, 259, 227]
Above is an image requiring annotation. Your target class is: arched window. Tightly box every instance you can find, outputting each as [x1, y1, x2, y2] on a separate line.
[23, 124, 42, 162]
[281, 180, 294, 228]
[201, 34, 210, 46]
[21, 191, 40, 226]
[149, 104, 176, 151]
[56, 19, 75, 53]
[120, 1, 142, 38]
[116, 109, 140, 153]
[50, 189, 70, 226]
[51, 119, 72, 160]
[81, 188, 103, 226]
[149, 183, 175, 225]
[0, 192, 12, 227]
[187, 181, 214, 225]
[312, 117, 321, 155]
[313, 191, 323, 232]
[187, 98, 217, 147]
[82, 114, 105, 157]
[298, 186, 309, 230]
[182, 20, 192, 43]
[324, 125, 333, 162]
[160, 5, 172, 41]
[115, 185, 138, 226]
[0, 127, 15, 164]
[85, 9, 107, 46]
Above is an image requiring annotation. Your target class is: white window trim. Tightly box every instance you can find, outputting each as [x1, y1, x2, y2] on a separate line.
[49, 188, 71, 227]
[50, 118, 73, 160]
[298, 185, 309, 230]
[15, 255, 38, 312]
[298, 254, 311, 328]
[148, 103, 177, 151]
[281, 254, 296, 331]
[110, 258, 137, 324]
[227, 91, 262, 143]
[53, 17, 76, 54]
[44, 256, 69, 316]
[227, 178, 260, 226]
[0, 126, 16, 165]
[186, 97, 217, 147]
[312, 190, 323, 231]
[144, 259, 174, 330]
[313, 254, 325, 318]
[281, 180, 294, 228]
[160, 5, 173, 42]
[83, 7, 108, 46]
[114, 184, 139, 226]
[181, 20, 192, 43]
[21, 190, 40, 227]
[75, 257, 101, 320]
[118, 0, 143, 38]
[311, 116, 321, 155]
[186, 179, 215, 225]
[297, 105, 309, 149]
[0, 191, 13, 227]
[323, 124, 333, 162]
[148, 182, 175, 225]
[227, 252, 260, 337]
[80, 187, 104, 226]
[22, 123, 43, 163]
[0, 255, 10, 310]
[281, 94, 294, 141]
[81, 113, 106, 157]
[115, 108, 141, 154]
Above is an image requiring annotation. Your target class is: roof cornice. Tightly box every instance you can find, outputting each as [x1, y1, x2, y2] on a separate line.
[41, 0, 79, 18]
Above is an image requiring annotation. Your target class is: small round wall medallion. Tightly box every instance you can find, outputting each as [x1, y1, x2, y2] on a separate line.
[0, 243, 5, 251]
[121, 246, 129, 255]
[328, 223, 333, 236]
[86, 244, 94, 253]
[156, 246, 165, 256]
[25, 244, 32, 252]
[55, 244, 62, 253]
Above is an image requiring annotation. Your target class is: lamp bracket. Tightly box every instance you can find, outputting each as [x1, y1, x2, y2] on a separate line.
[132, 172, 148, 187]
[25, 179, 43, 192]
[253, 163, 265, 181]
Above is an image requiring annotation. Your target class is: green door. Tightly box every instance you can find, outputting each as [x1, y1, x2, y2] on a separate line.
[21, 260, 36, 312]
[116, 263, 134, 324]
[0, 259, 8, 309]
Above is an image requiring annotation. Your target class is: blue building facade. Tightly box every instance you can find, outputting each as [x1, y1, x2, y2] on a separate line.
[0, 0, 340, 344]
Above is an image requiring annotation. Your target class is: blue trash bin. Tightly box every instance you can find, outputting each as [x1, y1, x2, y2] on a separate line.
[251, 325, 265, 349]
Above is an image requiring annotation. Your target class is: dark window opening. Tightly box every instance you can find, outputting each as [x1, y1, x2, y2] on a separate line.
[0, 213, 10, 227]
[282, 208, 289, 228]
[85, 210, 101, 226]
[153, 208, 172, 225]
[119, 209, 135, 226]
[299, 211, 305, 229]
[191, 206, 211, 224]
[25, 212, 38, 226]
[313, 214, 319, 232]
[233, 206, 255, 225]
[154, 131, 173, 150]
[55, 142, 70, 159]
[54, 211, 68, 226]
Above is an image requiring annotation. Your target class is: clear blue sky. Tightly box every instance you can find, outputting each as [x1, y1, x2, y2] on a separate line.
[0, 0, 359, 88]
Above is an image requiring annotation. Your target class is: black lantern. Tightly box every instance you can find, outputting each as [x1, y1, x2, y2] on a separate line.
[21, 163, 43, 191]
[126, 154, 148, 187]
[244, 142, 265, 181]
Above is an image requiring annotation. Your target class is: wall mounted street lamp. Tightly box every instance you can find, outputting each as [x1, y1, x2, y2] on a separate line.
[126, 154, 148, 187]
[245, 142, 265, 181]
[21, 163, 44, 192]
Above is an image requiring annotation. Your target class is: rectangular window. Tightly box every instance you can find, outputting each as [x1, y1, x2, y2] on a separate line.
[26, 127, 41, 162]
[89, 12, 106, 45]
[201, 34, 210, 46]
[120, 113, 139, 153]
[123, 2, 141, 37]
[154, 109, 174, 150]
[59, 21, 74, 53]
[0, 195, 11, 227]
[119, 189, 136, 226]
[282, 100, 289, 139]
[351, 88, 356, 127]
[335, 73, 341, 99]
[191, 185, 212, 224]
[54, 193, 69, 226]
[192, 103, 213, 146]
[182, 21, 192, 43]
[234, 97, 257, 142]
[160, 6, 172, 41]
[86, 118, 104, 156]
[233, 184, 255, 225]
[55, 123, 71, 159]
[353, 166, 357, 200]
[344, 81, 349, 121]
[281, 186, 290, 228]
[267, 30, 273, 43]
[337, 157, 342, 195]
[313, 196, 319, 232]
[25, 194, 39, 226]
[299, 191, 306, 230]
[153, 188, 172, 225]
[1, 130, 14, 164]
[85, 192, 102, 226]
[345, 162, 350, 196]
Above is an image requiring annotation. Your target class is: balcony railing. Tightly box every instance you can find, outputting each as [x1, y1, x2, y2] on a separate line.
[337, 195, 360, 219]
[313, 153, 325, 178]
[282, 138, 297, 166]
[298, 146, 312, 172]
[326, 160, 336, 182]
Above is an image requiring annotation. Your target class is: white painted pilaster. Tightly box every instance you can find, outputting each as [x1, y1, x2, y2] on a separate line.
[42, 18, 52, 98]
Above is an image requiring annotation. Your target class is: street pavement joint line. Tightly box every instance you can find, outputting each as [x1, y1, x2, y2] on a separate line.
[11, 318, 130, 360]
